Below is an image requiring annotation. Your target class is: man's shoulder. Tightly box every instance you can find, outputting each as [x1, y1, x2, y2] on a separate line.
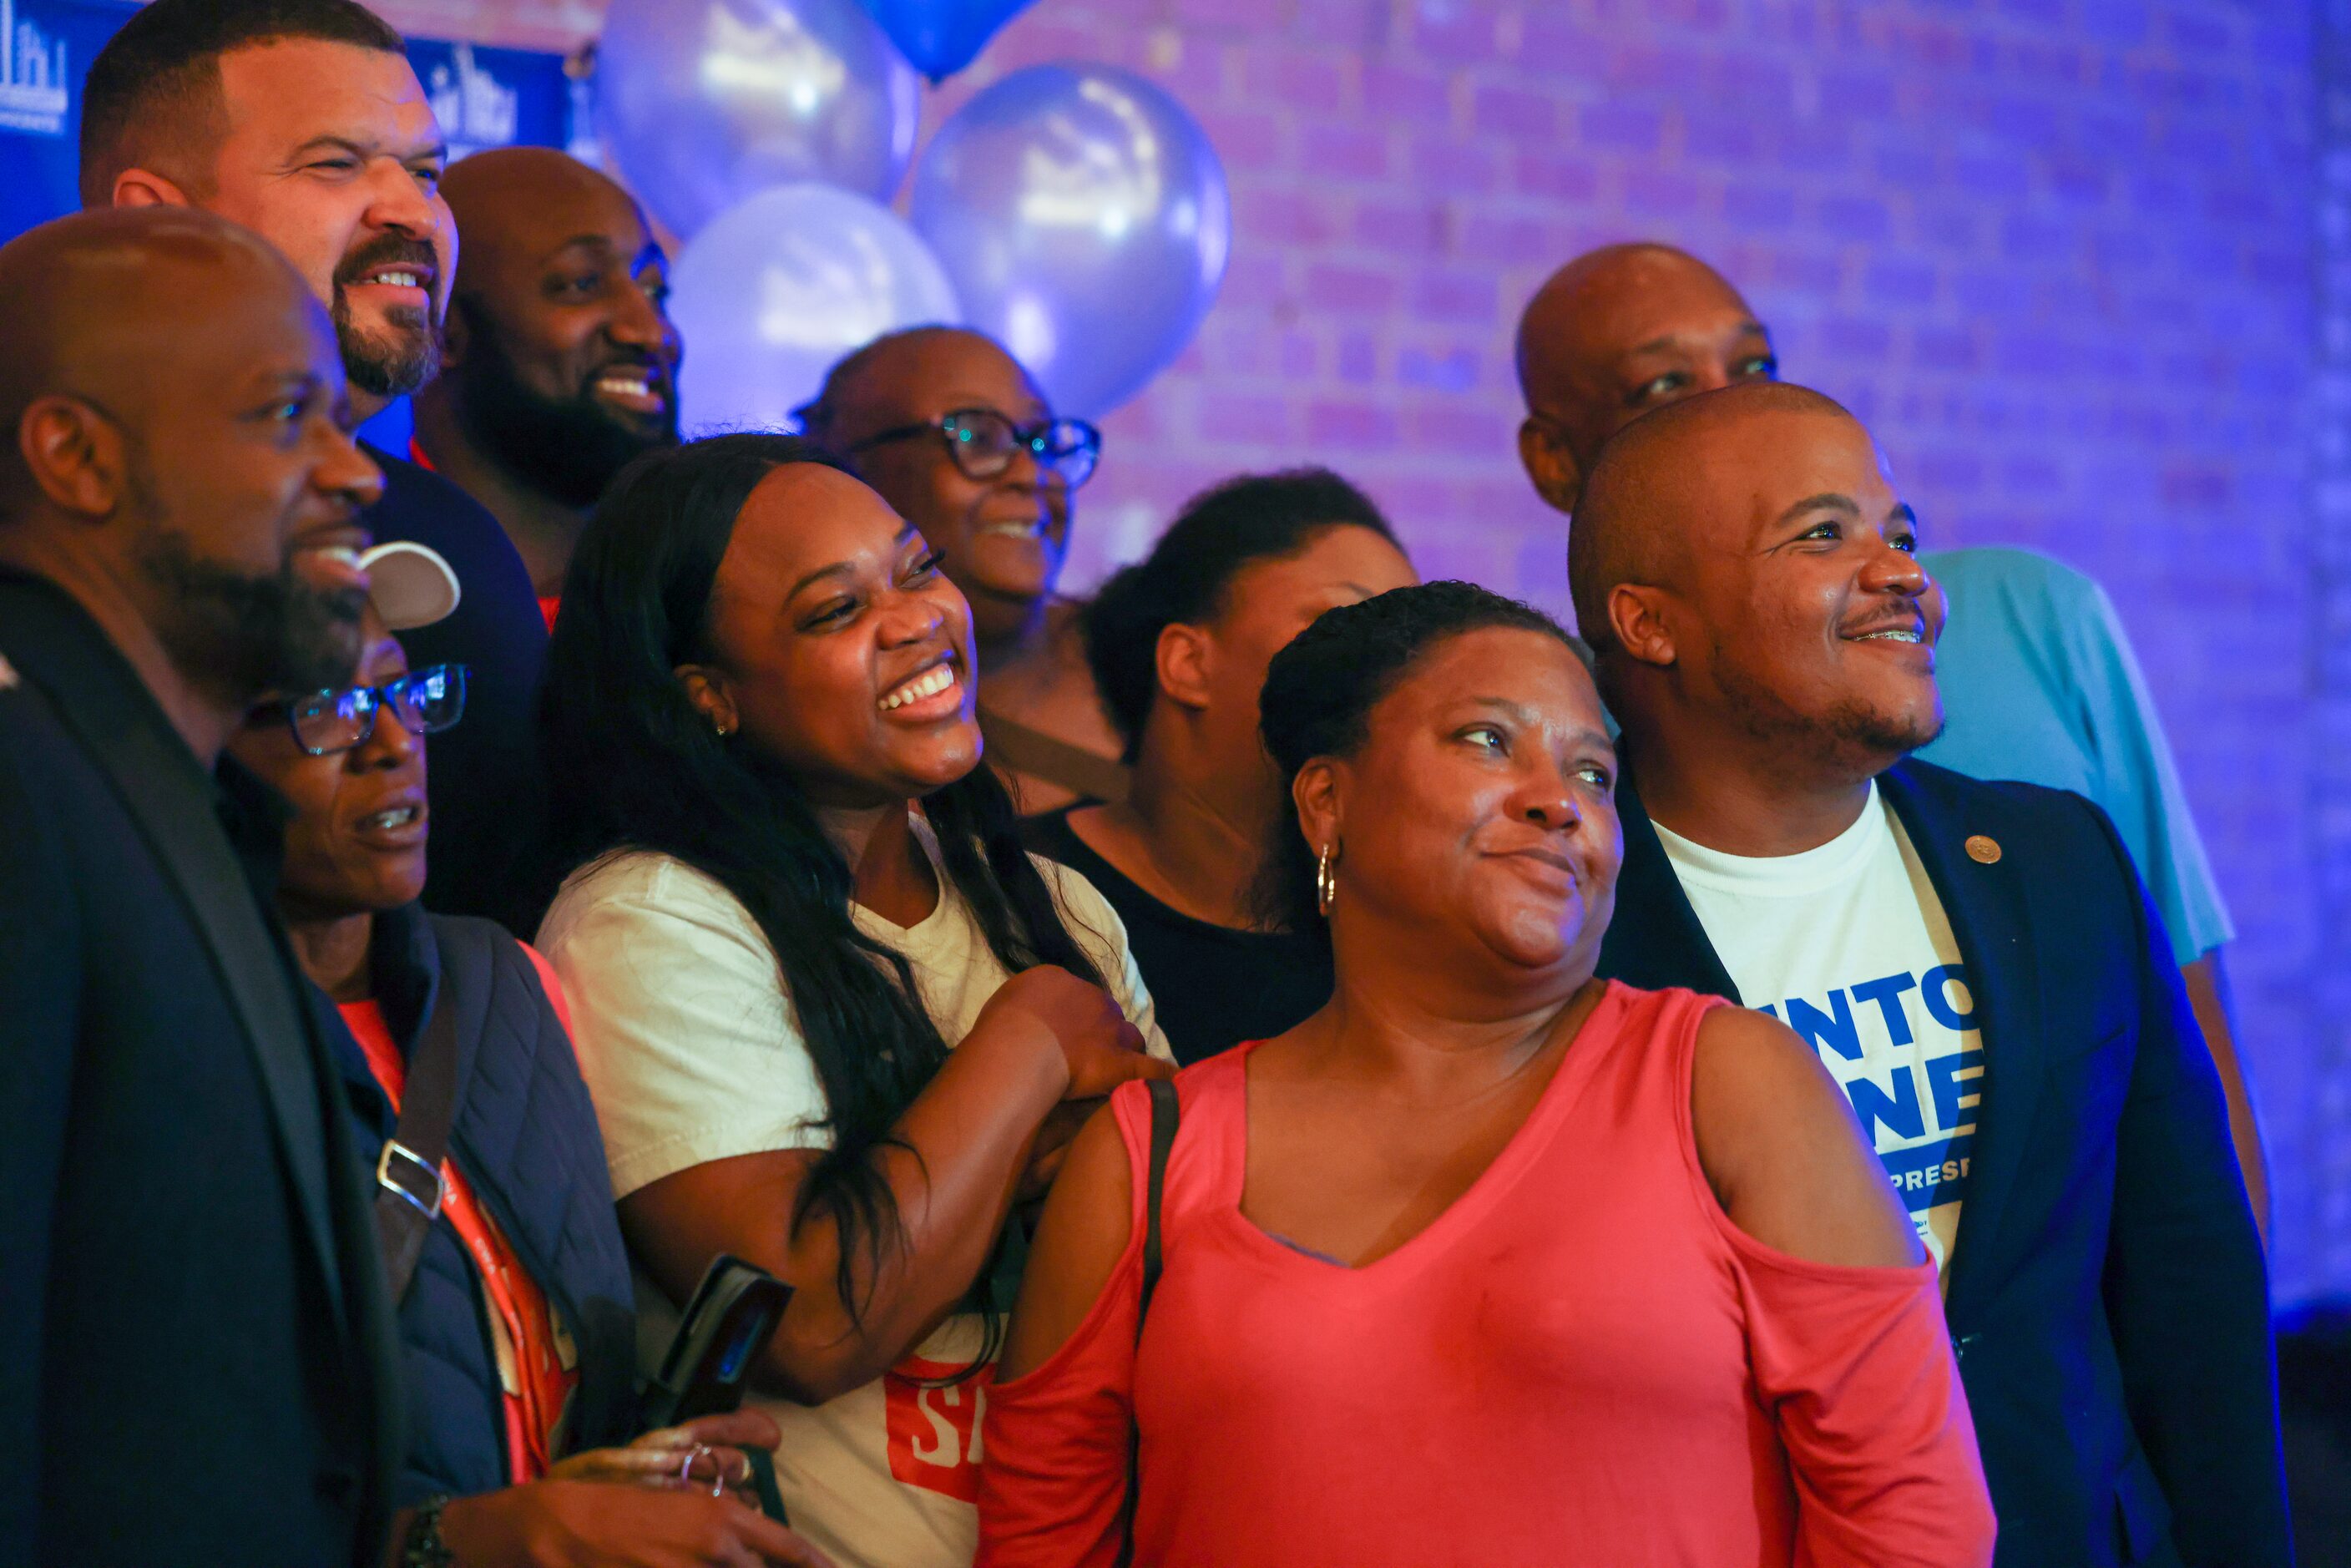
[1919, 543, 2101, 606]
[360, 441, 498, 531]
[1888, 757, 2126, 875]
[1892, 755, 2103, 825]
[358, 443, 544, 647]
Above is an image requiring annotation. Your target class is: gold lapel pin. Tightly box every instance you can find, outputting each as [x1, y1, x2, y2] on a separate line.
[1964, 834, 2002, 864]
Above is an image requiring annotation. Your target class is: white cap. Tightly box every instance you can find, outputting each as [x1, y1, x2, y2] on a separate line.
[359, 541, 462, 632]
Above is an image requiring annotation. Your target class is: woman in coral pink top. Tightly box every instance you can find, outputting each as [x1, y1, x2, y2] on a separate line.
[977, 583, 1995, 1568]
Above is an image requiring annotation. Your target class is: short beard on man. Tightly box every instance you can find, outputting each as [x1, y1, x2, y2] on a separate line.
[334, 236, 444, 400]
[135, 525, 367, 708]
[1711, 636, 1944, 771]
[454, 300, 679, 510]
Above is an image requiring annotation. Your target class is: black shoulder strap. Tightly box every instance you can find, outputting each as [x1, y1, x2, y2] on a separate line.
[1117, 1077, 1181, 1568]
[1137, 1077, 1179, 1328]
[372, 991, 463, 1303]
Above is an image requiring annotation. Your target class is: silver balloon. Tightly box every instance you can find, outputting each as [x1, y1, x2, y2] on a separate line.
[670, 183, 963, 434]
[910, 63, 1231, 418]
[599, 0, 919, 239]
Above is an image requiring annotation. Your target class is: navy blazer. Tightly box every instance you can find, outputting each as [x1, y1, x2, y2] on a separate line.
[0, 574, 402, 1566]
[1599, 758, 2288, 1567]
[322, 905, 638, 1502]
[361, 443, 552, 934]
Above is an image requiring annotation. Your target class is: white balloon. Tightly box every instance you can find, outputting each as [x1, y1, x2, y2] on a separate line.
[670, 184, 962, 435]
[599, 0, 919, 239]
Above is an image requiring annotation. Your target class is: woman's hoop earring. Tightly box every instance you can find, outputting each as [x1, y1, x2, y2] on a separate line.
[1316, 842, 1339, 916]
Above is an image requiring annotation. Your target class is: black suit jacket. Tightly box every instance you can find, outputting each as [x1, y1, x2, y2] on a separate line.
[1600, 758, 2288, 1567]
[0, 574, 402, 1566]
[361, 443, 550, 933]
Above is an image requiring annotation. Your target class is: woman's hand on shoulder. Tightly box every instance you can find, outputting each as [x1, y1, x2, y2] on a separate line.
[978, 964, 1175, 1102]
[1691, 1005, 1923, 1269]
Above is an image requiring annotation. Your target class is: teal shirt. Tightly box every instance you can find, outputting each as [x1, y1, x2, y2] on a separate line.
[1914, 546, 2232, 965]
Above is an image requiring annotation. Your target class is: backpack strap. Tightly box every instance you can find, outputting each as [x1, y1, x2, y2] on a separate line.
[372, 991, 462, 1304]
[1117, 1077, 1181, 1568]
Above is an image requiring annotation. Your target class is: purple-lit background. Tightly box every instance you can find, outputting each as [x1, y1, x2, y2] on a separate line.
[401, 0, 2328, 1302]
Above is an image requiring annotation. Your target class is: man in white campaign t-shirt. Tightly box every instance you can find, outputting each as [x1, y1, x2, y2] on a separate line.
[1575, 380, 2284, 1565]
[1654, 785, 1983, 1271]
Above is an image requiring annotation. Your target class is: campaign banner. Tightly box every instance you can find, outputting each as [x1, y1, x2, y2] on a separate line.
[0, 0, 589, 246]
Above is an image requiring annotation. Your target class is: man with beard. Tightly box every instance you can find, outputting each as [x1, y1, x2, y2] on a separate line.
[0, 206, 402, 1566]
[412, 147, 681, 628]
[1578, 381, 2288, 1568]
[1514, 241, 2268, 1232]
[83, 0, 553, 933]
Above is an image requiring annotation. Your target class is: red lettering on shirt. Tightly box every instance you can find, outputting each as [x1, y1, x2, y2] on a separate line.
[882, 1355, 993, 1502]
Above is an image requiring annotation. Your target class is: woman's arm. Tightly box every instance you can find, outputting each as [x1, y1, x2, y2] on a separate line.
[1690, 1005, 1920, 1267]
[1691, 1007, 1995, 1568]
[624, 969, 1167, 1407]
[978, 1105, 1145, 1568]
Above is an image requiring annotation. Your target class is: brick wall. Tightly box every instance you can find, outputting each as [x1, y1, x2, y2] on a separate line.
[387, 0, 2334, 1301]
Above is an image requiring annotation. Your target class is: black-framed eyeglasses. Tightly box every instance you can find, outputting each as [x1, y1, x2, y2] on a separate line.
[847, 407, 1101, 489]
[255, 665, 469, 756]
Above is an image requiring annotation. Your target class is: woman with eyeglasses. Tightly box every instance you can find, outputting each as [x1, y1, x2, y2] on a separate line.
[800, 326, 1122, 813]
[229, 544, 832, 1568]
[535, 433, 1173, 1568]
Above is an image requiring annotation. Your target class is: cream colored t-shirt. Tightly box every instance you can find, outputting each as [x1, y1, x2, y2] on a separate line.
[538, 817, 1168, 1568]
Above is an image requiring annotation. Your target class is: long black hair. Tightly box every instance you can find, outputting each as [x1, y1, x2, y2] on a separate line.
[1082, 467, 1399, 764]
[1255, 580, 1588, 935]
[542, 432, 1108, 1317]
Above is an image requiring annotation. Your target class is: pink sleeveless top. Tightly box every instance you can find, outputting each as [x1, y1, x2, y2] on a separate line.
[978, 983, 1992, 1567]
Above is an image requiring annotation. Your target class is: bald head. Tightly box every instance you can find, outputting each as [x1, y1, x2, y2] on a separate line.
[799, 326, 1004, 446]
[1570, 379, 1943, 776]
[419, 146, 680, 509]
[1570, 379, 1853, 641]
[1515, 243, 1777, 516]
[0, 206, 316, 512]
[0, 205, 385, 733]
[441, 146, 646, 271]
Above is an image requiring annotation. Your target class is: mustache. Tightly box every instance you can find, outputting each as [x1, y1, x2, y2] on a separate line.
[334, 235, 438, 291]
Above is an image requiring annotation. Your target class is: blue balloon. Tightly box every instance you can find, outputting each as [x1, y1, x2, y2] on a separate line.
[857, 1, 1035, 83]
[599, 0, 919, 239]
[669, 183, 963, 434]
[910, 63, 1230, 418]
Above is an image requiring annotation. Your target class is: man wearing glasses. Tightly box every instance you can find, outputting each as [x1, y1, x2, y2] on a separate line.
[801, 326, 1118, 812]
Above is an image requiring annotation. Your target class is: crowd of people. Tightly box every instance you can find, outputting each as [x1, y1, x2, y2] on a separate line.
[0, 3, 2289, 1566]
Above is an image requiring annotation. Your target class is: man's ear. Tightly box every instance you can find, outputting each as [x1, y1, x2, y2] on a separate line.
[1154, 621, 1213, 714]
[109, 168, 191, 210]
[17, 397, 128, 520]
[1518, 416, 1584, 517]
[1607, 583, 1680, 670]
[672, 663, 739, 736]
[437, 296, 472, 372]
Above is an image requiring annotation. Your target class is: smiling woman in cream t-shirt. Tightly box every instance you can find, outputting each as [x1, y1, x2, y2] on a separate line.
[535, 434, 1170, 1568]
